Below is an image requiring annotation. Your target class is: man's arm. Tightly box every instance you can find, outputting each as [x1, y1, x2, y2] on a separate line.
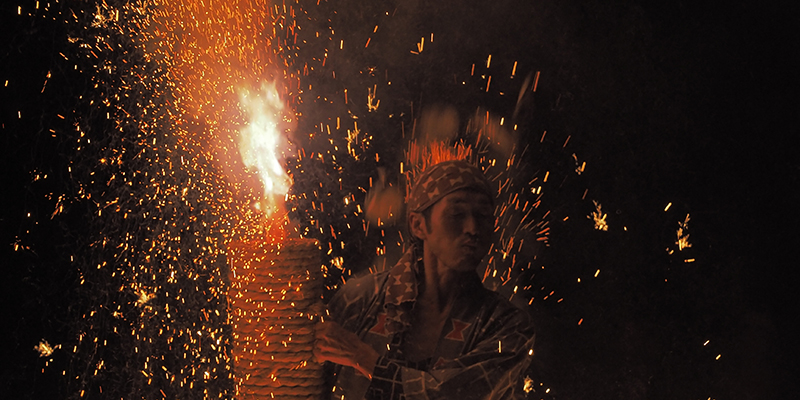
[369, 307, 535, 400]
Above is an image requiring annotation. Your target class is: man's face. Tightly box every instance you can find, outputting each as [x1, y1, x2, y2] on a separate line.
[420, 189, 495, 272]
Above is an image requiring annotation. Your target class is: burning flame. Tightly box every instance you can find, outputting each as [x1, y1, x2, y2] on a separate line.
[238, 82, 292, 216]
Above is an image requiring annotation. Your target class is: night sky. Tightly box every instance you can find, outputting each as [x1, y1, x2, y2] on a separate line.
[1, 0, 796, 399]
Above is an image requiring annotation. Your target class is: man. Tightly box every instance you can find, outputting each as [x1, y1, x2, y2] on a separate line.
[314, 160, 536, 399]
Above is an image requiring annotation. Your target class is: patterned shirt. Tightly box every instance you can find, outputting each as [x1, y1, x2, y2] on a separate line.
[326, 248, 536, 400]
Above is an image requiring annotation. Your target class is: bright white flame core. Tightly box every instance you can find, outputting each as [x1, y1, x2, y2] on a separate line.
[238, 82, 291, 214]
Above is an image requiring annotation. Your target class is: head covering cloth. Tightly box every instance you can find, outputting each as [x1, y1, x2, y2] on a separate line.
[406, 159, 494, 214]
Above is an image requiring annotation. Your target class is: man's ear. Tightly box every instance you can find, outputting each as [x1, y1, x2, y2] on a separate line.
[408, 212, 428, 241]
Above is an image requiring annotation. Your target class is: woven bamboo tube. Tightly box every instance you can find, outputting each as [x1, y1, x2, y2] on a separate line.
[228, 237, 324, 399]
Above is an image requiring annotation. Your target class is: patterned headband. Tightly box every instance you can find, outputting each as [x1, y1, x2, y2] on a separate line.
[407, 160, 493, 213]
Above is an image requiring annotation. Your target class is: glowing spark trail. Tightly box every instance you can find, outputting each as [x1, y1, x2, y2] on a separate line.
[34, 340, 59, 358]
[676, 214, 692, 251]
[523, 376, 534, 393]
[589, 200, 609, 231]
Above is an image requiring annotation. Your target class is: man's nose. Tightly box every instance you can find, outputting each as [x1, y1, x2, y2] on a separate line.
[463, 214, 479, 234]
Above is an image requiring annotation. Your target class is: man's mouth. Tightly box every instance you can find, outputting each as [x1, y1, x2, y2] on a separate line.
[462, 241, 479, 250]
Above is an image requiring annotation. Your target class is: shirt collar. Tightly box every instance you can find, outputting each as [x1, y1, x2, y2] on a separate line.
[382, 246, 420, 335]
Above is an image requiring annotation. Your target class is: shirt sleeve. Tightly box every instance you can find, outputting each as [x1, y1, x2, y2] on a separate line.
[326, 272, 384, 331]
[369, 303, 536, 400]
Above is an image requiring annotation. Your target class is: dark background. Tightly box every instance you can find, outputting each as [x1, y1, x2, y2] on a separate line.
[2, 0, 796, 399]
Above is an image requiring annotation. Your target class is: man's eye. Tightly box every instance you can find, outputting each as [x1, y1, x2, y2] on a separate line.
[476, 212, 493, 220]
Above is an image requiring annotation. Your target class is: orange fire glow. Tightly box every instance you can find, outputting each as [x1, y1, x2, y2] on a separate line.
[142, 0, 297, 224]
[237, 82, 293, 217]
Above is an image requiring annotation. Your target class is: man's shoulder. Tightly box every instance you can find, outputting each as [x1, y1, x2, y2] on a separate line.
[469, 284, 535, 329]
[463, 279, 522, 312]
[327, 270, 390, 321]
[337, 269, 391, 298]
[484, 289, 528, 315]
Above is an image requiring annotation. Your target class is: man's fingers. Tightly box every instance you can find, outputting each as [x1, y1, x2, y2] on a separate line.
[313, 320, 374, 375]
[314, 334, 360, 366]
[313, 346, 348, 364]
[315, 321, 355, 345]
[314, 338, 349, 355]
[314, 321, 329, 338]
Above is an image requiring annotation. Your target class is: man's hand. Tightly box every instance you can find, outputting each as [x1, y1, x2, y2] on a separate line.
[314, 321, 379, 379]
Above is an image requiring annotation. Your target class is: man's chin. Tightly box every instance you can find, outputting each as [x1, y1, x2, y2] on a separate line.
[454, 254, 485, 272]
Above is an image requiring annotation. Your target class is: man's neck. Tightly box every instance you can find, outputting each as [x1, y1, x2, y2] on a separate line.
[419, 250, 473, 314]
